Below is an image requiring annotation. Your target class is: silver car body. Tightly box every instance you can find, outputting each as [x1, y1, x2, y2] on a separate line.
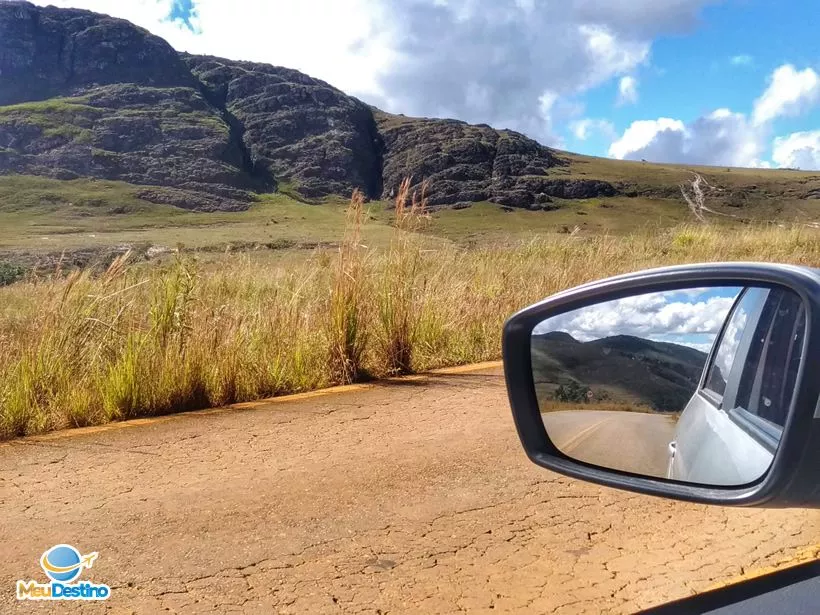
[668, 287, 801, 485]
[668, 392, 774, 485]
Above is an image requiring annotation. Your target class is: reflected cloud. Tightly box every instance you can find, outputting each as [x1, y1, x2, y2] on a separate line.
[533, 287, 741, 350]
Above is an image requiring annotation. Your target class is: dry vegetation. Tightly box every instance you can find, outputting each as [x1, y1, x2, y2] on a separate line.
[538, 400, 678, 418]
[1, 181, 819, 439]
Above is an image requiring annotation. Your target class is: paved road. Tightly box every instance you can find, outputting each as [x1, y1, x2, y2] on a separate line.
[543, 410, 677, 478]
[1, 366, 818, 614]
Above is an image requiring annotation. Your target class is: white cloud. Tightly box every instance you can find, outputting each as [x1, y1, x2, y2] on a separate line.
[752, 64, 820, 126]
[29, 0, 716, 145]
[772, 131, 820, 170]
[535, 289, 739, 348]
[730, 54, 753, 67]
[609, 109, 769, 167]
[607, 63, 820, 169]
[577, 25, 650, 89]
[570, 295, 734, 339]
[617, 76, 639, 105]
[571, 118, 616, 141]
[608, 117, 685, 160]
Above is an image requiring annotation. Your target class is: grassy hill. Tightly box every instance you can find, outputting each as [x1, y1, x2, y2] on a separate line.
[531, 331, 709, 412]
[1, 154, 819, 266]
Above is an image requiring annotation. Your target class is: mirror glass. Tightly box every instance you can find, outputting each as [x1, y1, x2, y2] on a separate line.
[531, 284, 805, 487]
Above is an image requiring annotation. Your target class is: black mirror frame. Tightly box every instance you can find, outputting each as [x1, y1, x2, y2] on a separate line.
[503, 262, 820, 508]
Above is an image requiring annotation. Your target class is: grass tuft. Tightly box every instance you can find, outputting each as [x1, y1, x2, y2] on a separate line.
[376, 179, 429, 374]
[327, 189, 369, 384]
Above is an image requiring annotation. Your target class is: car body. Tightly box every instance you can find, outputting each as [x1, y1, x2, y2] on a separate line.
[668, 286, 806, 485]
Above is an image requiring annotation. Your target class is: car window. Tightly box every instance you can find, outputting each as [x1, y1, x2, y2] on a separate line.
[734, 289, 806, 428]
[703, 288, 761, 398]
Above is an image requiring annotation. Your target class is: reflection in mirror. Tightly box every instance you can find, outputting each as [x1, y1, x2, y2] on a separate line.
[531, 285, 806, 487]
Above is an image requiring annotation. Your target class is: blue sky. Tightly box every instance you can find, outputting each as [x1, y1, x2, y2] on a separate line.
[33, 0, 820, 169]
[168, 0, 193, 28]
[572, 0, 820, 165]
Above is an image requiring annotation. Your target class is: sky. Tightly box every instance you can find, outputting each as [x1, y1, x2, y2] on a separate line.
[28, 0, 820, 170]
[532, 287, 742, 352]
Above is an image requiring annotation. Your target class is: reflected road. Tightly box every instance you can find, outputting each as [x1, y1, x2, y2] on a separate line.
[542, 410, 677, 478]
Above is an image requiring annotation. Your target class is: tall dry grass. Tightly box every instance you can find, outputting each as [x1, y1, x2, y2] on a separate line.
[327, 189, 369, 384]
[0, 192, 818, 439]
[377, 178, 429, 374]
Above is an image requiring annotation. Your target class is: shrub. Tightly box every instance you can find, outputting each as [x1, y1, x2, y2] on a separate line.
[0, 263, 25, 286]
[553, 381, 592, 403]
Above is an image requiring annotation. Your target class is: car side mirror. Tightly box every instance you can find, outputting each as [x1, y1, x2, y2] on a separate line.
[503, 263, 820, 507]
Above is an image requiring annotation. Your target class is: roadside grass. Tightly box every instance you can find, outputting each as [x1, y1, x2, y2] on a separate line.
[0, 188, 818, 438]
[538, 400, 658, 414]
[376, 178, 429, 374]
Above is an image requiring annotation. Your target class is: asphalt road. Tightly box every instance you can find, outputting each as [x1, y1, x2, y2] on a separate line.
[1, 365, 818, 614]
[543, 410, 677, 478]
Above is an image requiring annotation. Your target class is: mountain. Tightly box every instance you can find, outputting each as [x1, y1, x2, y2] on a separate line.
[1, 1, 819, 219]
[531, 331, 709, 412]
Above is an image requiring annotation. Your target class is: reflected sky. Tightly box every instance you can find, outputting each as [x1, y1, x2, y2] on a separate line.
[533, 287, 743, 352]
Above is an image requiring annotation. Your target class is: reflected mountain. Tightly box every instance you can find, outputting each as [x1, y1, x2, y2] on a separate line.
[531, 331, 709, 412]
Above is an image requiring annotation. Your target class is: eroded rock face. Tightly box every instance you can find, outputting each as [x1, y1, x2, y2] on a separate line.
[0, 1, 196, 106]
[184, 54, 383, 200]
[0, 2, 264, 210]
[0, 85, 259, 210]
[376, 113, 591, 207]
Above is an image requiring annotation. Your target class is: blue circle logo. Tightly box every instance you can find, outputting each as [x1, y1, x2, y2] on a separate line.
[40, 545, 83, 583]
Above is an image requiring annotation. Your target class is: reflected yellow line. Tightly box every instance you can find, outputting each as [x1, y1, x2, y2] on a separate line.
[555, 418, 608, 453]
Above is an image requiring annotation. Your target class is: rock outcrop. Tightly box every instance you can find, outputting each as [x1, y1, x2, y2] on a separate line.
[183, 54, 383, 200]
[0, 85, 261, 210]
[0, 1, 195, 106]
[376, 113, 572, 207]
[0, 2, 267, 210]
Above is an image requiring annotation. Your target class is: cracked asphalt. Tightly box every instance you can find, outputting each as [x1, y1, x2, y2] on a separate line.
[1, 366, 818, 614]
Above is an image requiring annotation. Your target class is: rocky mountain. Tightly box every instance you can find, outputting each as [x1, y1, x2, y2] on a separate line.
[531, 331, 709, 412]
[1, 1, 818, 218]
[0, 1, 622, 211]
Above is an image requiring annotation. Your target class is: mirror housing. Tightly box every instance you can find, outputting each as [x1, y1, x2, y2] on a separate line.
[503, 263, 820, 508]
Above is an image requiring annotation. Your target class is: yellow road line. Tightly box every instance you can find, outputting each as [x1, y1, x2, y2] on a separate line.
[555, 418, 610, 454]
[4, 361, 503, 444]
